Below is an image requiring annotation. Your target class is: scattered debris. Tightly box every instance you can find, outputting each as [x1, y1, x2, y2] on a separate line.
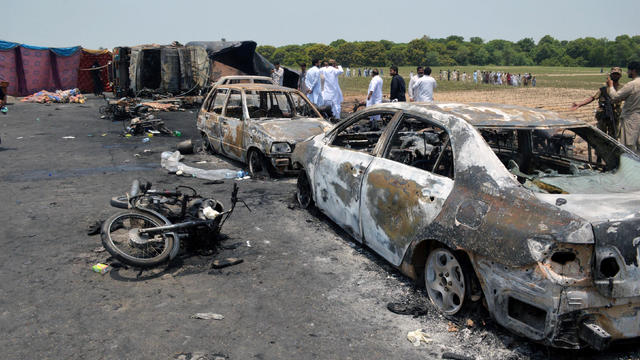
[447, 322, 459, 333]
[211, 258, 243, 269]
[442, 352, 475, 360]
[161, 151, 247, 181]
[386, 302, 428, 317]
[191, 313, 224, 320]
[407, 329, 432, 347]
[177, 139, 194, 154]
[465, 319, 475, 327]
[92, 263, 110, 274]
[21, 88, 85, 103]
[174, 352, 227, 360]
[93, 246, 106, 253]
[62, 136, 76, 139]
[87, 220, 103, 235]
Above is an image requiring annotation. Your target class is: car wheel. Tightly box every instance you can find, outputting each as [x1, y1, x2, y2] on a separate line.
[424, 247, 469, 315]
[248, 149, 271, 178]
[201, 132, 216, 154]
[296, 171, 314, 209]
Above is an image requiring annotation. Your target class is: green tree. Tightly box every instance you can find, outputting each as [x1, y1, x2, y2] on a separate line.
[335, 42, 360, 66]
[387, 44, 407, 66]
[306, 44, 334, 62]
[469, 37, 484, 45]
[330, 39, 347, 48]
[256, 45, 276, 62]
[516, 38, 535, 54]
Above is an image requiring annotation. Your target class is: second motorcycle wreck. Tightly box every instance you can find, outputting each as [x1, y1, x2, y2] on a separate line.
[291, 101, 640, 350]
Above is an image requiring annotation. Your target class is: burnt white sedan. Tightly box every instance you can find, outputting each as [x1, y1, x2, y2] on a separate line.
[291, 102, 640, 350]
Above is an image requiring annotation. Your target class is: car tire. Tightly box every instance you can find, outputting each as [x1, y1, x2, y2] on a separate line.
[296, 171, 314, 209]
[424, 247, 472, 315]
[201, 132, 216, 154]
[247, 149, 273, 178]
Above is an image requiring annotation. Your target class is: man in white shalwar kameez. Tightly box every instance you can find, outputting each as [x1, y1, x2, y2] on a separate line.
[321, 59, 344, 119]
[304, 59, 323, 106]
[366, 69, 383, 124]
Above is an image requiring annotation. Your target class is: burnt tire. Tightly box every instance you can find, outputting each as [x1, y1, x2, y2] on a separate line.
[247, 149, 273, 178]
[424, 247, 473, 315]
[201, 132, 216, 154]
[101, 210, 174, 268]
[110, 196, 129, 209]
[296, 171, 314, 209]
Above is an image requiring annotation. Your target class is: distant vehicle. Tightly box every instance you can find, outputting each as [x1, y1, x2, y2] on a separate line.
[292, 101, 640, 350]
[213, 75, 275, 86]
[198, 83, 332, 177]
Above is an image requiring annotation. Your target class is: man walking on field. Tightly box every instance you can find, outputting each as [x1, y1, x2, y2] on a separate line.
[304, 59, 323, 106]
[607, 61, 640, 152]
[411, 66, 437, 102]
[366, 69, 383, 107]
[321, 59, 344, 119]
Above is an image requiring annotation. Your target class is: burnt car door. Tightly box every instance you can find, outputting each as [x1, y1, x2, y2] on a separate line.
[198, 87, 228, 152]
[359, 113, 455, 265]
[219, 89, 246, 160]
[313, 109, 400, 240]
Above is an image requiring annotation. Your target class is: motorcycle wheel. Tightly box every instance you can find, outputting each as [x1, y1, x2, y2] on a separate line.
[101, 210, 174, 268]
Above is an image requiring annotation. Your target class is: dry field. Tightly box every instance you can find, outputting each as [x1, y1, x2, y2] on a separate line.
[343, 87, 598, 125]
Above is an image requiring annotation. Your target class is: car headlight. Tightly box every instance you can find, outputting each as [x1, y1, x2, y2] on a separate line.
[271, 142, 292, 153]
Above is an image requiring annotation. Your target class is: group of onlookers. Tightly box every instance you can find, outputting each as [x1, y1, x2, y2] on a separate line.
[437, 69, 536, 87]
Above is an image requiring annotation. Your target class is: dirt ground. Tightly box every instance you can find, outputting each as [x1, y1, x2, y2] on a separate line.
[0, 97, 638, 359]
[343, 87, 599, 124]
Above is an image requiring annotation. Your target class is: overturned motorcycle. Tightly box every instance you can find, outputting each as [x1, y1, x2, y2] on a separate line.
[101, 180, 246, 268]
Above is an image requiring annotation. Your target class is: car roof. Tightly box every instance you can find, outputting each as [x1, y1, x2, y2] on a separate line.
[218, 75, 273, 81]
[215, 83, 298, 92]
[373, 102, 587, 129]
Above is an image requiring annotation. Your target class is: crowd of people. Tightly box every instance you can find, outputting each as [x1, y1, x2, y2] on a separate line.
[296, 61, 438, 118]
[436, 69, 536, 87]
[291, 59, 640, 154]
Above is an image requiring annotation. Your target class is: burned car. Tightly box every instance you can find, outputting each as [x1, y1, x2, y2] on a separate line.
[292, 102, 640, 350]
[213, 75, 275, 86]
[197, 83, 332, 176]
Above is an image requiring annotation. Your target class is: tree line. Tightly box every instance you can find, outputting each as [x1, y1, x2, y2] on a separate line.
[256, 35, 640, 68]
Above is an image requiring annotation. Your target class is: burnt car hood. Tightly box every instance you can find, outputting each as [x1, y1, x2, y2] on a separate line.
[252, 118, 331, 143]
[537, 192, 640, 298]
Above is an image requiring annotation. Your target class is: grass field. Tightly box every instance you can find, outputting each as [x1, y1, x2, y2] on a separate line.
[337, 66, 613, 96]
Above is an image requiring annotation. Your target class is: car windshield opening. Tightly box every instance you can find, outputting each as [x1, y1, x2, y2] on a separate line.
[478, 126, 640, 194]
[246, 91, 297, 119]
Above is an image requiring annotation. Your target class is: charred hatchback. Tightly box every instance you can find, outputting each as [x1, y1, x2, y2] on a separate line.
[198, 83, 332, 177]
[292, 102, 640, 350]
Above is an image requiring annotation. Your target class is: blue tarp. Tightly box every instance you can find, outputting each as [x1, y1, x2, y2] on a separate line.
[0, 40, 80, 56]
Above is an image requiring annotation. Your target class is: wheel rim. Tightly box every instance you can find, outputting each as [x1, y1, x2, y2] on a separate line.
[248, 151, 264, 176]
[425, 249, 466, 315]
[296, 173, 312, 208]
[106, 213, 170, 262]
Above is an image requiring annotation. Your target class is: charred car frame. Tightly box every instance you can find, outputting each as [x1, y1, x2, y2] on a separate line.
[292, 102, 640, 350]
[197, 83, 331, 177]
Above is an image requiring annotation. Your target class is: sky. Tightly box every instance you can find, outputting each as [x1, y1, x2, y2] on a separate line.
[4, 0, 639, 49]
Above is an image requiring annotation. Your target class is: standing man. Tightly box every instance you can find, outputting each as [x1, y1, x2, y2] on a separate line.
[389, 66, 406, 102]
[411, 66, 437, 102]
[321, 59, 344, 119]
[271, 62, 284, 86]
[298, 63, 308, 94]
[305, 59, 323, 106]
[408, 67, 420, 101]
[91, 61, 103, 96]
[366, 69, 383, 107]
[607, 61, 640, 152]
[571, 67, 623, 139]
